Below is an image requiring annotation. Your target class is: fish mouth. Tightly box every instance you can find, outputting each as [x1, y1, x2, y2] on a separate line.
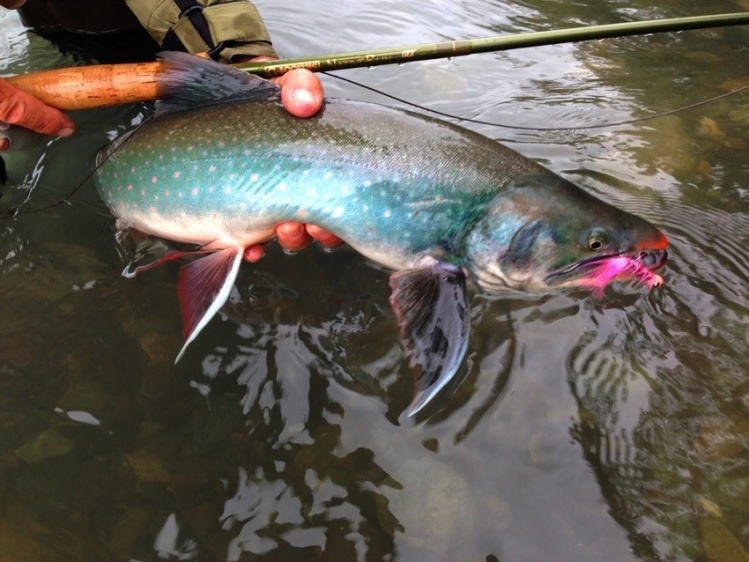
[545, 248, 668, 290]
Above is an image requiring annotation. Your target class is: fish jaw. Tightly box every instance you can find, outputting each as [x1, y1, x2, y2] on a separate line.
[544, 249, 667, 296]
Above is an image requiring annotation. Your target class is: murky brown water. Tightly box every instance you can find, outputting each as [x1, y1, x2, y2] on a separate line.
[1, 1, 748, 560]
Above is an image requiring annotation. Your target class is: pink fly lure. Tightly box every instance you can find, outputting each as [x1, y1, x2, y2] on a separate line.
[581, 255, 664, 298]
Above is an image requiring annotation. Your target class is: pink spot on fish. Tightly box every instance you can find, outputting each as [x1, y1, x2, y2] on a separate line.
[209, 165, 216, 172]
[151, 177, 158, 183]
[131, 167, 136, 173]
[191, 188, 199, 195]
[165, 189, 170, 196]
[141, 189, 146, 196]
[127, 184, 133, 191]
[187, 146, 194, 152]
[173, 171, 181, 179]
[223, 187, 231, 194]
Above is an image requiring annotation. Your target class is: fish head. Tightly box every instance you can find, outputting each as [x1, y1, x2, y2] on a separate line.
[464, 173, 668, 295]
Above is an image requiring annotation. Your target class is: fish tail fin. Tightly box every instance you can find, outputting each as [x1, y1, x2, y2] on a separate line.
[175, 247, 244, 362]
[155, 52, 280, 115]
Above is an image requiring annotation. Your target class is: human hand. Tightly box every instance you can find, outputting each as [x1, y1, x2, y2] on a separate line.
[0, 77, 75, 151]
[246, 56, 324, 118]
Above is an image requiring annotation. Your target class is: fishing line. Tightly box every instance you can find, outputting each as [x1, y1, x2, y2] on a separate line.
[322, 71, 749, 131]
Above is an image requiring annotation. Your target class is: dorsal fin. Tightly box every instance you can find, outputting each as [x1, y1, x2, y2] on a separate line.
[155, 51, 280, 116]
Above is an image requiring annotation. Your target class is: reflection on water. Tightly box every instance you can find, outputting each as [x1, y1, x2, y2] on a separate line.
[1, 0, 749, 560]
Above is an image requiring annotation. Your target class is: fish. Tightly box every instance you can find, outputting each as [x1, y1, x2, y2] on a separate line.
[95, 52, 667, 416]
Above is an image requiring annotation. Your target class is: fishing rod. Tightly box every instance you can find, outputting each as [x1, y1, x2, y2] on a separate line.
[5, 12, 749, 111]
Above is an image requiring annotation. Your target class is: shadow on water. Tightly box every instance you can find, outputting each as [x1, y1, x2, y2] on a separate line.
[1, 0, 749, 560]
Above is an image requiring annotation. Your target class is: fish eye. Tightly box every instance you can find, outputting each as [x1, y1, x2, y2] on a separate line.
[586, 229, 609, 251]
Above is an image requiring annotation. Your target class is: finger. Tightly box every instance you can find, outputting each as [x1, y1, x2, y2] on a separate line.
[275, 69, 324, 118]
[243, 245, 266, 263]
[0, 79, 75, 136]
[275, 221, 313, 251]
[306, 225, 343, 248]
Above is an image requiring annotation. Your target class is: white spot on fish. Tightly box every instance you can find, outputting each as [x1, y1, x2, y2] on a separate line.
[224, 187, 231, 194]
[243, 149, 250, 156]
[341, 186, 350, 194]
[363, 205, 369, 212]
[384, 210, 391, 218]
[250, 174, 258, 182]
[278, 182, 288, 192]
[324, 172, 333, 181]
[192, 188, 198, 195]
[363, 180, 371, 187]
[332, 206, 344, 218]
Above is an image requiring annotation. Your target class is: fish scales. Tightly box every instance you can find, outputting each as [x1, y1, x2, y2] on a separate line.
[99, 98, 542, 269]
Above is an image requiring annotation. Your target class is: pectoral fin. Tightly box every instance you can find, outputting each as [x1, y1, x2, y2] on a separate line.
[122, 235, 206, 278]
[175, 248, 243, 362]
[389, 262, 469, 416]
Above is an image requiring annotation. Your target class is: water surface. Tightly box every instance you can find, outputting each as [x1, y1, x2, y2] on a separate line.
[1, 1, 748, 560]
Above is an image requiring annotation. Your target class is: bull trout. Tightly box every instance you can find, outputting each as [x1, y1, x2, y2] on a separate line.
[96, 53, 667, 415]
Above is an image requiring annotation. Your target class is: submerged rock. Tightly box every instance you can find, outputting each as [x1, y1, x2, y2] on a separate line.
[377, 456, 475, 551]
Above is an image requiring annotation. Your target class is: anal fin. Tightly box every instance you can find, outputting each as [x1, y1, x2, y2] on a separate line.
[175, 248, 243, 362]
[389, 261, 469, 416]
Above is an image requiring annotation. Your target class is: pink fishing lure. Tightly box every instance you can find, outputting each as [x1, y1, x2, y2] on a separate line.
[582, 256, 664, 297]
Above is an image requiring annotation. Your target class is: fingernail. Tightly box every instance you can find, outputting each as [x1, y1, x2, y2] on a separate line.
[57, 127, 74, 137]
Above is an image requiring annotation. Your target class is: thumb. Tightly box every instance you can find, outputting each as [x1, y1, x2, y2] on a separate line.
[0, 78, 75, 136]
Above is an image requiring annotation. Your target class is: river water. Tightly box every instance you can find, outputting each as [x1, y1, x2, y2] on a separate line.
[1, 1, 748, 561]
